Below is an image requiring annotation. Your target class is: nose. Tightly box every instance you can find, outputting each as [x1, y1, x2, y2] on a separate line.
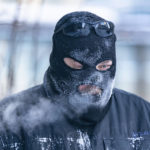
[91, 76, 98, 83]
[91, 75, 102, 83]
[87, 71, 103, 84]
[77, 69, 103, 84]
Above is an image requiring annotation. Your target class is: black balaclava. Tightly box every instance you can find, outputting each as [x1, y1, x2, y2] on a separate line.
[44, 11, 116, 126]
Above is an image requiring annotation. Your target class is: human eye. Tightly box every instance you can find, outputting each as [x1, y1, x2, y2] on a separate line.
[63, 57, 83, 70]
[96, 60, 112, 71]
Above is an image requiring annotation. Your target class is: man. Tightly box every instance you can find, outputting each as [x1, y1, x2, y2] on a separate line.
[0, 11, 150, 150]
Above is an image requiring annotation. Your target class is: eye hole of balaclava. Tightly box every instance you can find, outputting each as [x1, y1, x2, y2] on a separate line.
[64, 57, 83, 70]
[64, 57, 112, 72]
[96, 60, 112, 71]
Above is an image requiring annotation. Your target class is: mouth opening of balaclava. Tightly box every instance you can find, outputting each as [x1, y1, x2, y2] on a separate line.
[44, 11, 116, 125]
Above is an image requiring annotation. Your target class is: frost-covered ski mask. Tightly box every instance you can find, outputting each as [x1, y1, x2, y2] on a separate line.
[44, 11, 116, 125]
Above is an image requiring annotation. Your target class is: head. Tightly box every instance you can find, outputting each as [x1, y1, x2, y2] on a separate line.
[45, 11, 116, 125]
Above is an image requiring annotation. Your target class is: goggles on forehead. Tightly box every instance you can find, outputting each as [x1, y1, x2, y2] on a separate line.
[54, 20, 114, 38]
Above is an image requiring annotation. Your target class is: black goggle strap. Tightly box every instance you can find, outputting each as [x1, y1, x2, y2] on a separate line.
[54, 21, 86, 34]
[54, 22, 68, 34]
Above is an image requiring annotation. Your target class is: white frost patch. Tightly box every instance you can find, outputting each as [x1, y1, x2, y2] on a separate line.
[67, 130, 92, 150]
[36, 137, 52, 150]
[37, 137, 52, 143]
[35, 131, 92, 150]
[97, 78, 114, 107]
[128, 137, 144, 148]
[70, 48, 103, 66]
[67, 137, 74, 142]
[76, 130, 91, 150]
[10, 142, 21, 150]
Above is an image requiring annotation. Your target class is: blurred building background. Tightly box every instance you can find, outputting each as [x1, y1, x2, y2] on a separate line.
[0, 0, 150, 101]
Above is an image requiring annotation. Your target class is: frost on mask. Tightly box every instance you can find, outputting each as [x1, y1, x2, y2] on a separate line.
[70, 48, 102, 67]
[63, 77, 114, 119]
